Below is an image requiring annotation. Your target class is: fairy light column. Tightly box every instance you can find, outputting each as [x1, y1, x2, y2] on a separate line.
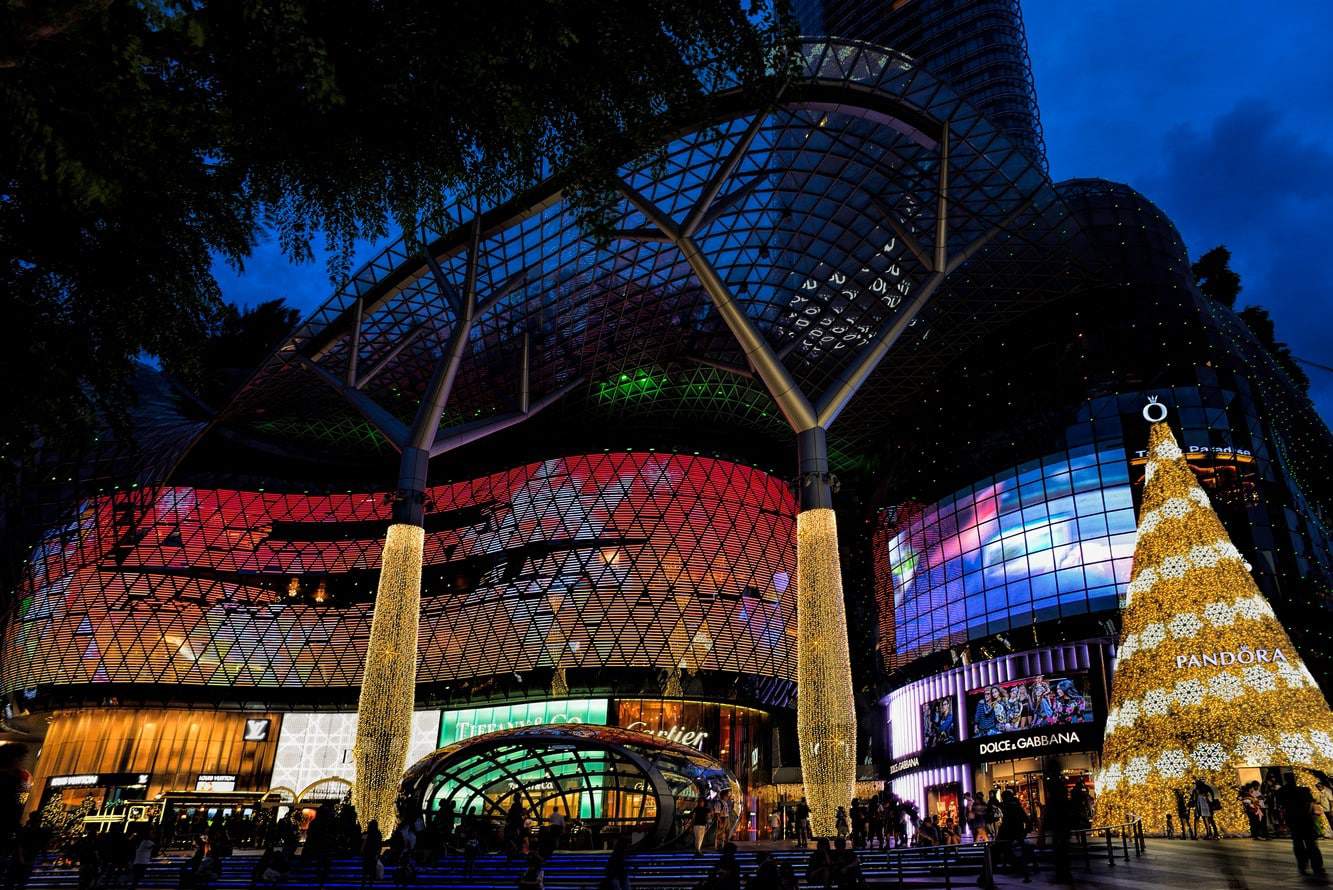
[614, 106, 1037, 833]
[1095, 398, 1333, 834]
[794, 426, 857, 835]
[352, 226, 481, 829]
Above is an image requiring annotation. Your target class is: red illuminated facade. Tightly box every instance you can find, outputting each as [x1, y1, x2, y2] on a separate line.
[3, 453, 796, 698]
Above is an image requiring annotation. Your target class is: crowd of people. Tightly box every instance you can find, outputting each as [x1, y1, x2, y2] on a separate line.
[10, 766, 1333, 886]
[1164, 773, 1333, 876]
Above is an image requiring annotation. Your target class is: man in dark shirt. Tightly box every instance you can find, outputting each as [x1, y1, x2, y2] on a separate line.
[1279, 773, 1326, 876]
[996, 790, 1033, 882]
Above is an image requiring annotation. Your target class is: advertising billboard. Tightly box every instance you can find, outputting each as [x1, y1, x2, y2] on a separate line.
[966, 674, 1094, 739]
[920, 696, 959, 749]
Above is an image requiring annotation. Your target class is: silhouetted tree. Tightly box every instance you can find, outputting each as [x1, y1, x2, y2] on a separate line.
[1238, 305, 1311, 392]
[1192, 245, 1308, 391]
[1, 1, 793, 466]
[198, 299, 301, 407]
[1191, 245, 1241, 308]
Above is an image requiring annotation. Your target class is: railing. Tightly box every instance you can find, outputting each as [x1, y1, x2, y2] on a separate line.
[972, 817, 1146, 888]
[1074, 817, 1147, 869]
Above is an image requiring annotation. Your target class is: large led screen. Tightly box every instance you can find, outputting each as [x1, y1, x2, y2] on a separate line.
[966, 674, 1094, 738]
[2, 454, 795, 693]
[877, 445, 1135, 668]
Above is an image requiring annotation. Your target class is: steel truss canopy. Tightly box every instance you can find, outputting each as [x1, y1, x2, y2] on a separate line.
[220, 39, 1084, 466]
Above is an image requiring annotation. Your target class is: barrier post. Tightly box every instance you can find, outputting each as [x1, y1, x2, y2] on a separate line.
[978, 842, 995, 890]
[943, 847, 952, 890]
[1080, 829, 1091, 870]
[1105, 828, 1115, 867]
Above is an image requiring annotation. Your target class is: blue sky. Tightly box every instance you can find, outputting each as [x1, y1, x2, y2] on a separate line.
[215, 1, 1333, 420]
[1024, 0, 1333, 420]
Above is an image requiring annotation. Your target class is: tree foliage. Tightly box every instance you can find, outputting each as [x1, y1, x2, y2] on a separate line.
[1191, 245, 1309, 392]
[0, 0, 792, 462]
[1190, 245, 1241, 309]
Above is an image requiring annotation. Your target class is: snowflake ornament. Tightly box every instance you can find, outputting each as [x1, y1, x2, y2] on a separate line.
[1202, 601, 1235, 627]
[1156, 749, 1189, 778]
[1160, 555, 1189, 579]
[1173, 679, 1205, 707]
[1242, 665, 1276, 693]
[1168, 612, 1202, 639]
[1208, 672, 1245, 701]
[1125, 756, 1152, 784]
[1280, 733, 1315, 764]
[1161, 498, 1191, 519]
[1142, 688, 1172, 717]
[1154, 440, 1183, 460]
[1192, 743, 1226, 770]
[1235, 734, 1275, 764]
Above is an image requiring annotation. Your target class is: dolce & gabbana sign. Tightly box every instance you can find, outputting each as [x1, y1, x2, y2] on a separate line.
[969, 723, 1095, 763]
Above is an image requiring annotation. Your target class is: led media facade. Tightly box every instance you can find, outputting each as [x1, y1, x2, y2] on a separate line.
[2, 454, 796, 694]
[876, 444, 1135, 668]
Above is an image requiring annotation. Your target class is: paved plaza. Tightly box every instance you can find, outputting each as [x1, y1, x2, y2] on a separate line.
[991, 838, 1333, 889]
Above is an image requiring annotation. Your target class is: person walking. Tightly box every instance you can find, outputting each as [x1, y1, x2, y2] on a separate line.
[1192, 779, 1219, 840]
[747, 850, 781, 890]
[704, 843, 741, 890]
[715, 790, 736, 850]
[1317, 782, 1333, 837]
[692, 798, 711, 855]
[130, 832, 155, 889]
[361, 819, 383, 889]
[603, 837, 631, 890]
[1241, 782, 1268, 840]
[995, 790, 1032, 883]
[517, 852, 544, 890]
[794, 798, 811, 849]
[985, 790, 1002, 841]
[1278, 774, 1326, 876]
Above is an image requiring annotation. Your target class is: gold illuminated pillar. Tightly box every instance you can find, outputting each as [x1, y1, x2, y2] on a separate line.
[353, 447, 430, 829]
[795, 426, 856, 837]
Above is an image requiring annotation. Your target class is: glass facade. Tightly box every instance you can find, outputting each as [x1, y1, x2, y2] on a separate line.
[2, 453, 796, 698]
[878, 444, 1135, 667]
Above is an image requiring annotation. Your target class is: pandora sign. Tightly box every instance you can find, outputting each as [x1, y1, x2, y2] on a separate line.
[1175, 648, 1288, 670]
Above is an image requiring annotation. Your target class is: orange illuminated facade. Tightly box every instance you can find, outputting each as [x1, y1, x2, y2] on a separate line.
[27, 708, 282, 816]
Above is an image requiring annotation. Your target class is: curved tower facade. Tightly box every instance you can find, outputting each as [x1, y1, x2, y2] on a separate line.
[796, 0, 1048, 171]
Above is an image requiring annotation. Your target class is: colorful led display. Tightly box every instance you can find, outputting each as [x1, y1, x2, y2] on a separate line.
[2, 454, 796, 693]
[877, 445, 1135, 668]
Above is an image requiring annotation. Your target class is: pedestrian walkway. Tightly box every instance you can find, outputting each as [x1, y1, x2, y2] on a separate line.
[24, 837, 1333, 888]
[993, 838, 1333, 889]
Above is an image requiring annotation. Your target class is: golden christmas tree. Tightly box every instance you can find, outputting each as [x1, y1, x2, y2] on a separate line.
[1095, 405, 1333, 834]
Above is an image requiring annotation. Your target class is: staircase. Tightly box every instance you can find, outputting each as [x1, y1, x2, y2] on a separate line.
[23, 845, 990, 889]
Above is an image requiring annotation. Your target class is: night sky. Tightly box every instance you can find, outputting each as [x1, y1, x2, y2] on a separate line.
[214, 1, 1333, 421]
